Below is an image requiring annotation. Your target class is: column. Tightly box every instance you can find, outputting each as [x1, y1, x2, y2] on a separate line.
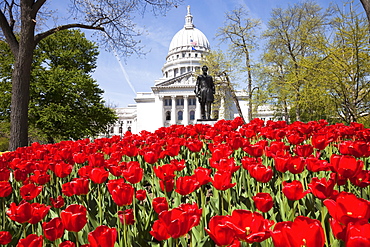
[171, 96, 176, 125]
[196, 99, 201, 120]
[219, 96, 226, 120]
[183, 95, 189, 126]
[159, 96, 164, 125]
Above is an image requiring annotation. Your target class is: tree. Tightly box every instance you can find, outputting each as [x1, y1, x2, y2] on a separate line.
[321, 3, 370, 124]
[1, 29, 117, 143]
[262, 1, 332, 121]
[216, 6, 261, 122]
[0, 0, 182, 150]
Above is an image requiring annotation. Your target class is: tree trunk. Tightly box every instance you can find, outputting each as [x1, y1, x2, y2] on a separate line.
[9, 2, 36, 151]
[223, 73, 246, 124]
[361, 0, 370, 28]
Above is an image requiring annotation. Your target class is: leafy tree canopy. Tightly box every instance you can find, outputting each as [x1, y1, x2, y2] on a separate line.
[0, 29, 117, 144]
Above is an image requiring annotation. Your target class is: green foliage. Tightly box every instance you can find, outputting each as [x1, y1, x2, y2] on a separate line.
[0, 30, 117, 143]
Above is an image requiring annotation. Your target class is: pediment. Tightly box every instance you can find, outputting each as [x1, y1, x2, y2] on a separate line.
[155, 72, 196, 88]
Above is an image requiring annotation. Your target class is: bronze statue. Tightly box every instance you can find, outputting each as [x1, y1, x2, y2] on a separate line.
[195, 65, 215, 119]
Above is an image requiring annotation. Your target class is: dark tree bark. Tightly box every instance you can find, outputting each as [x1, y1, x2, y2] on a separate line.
[360, 0, 370, 28]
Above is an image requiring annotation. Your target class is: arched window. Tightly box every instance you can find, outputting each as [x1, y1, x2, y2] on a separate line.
[110, 127, 114, 133]
[166, 111, 171, 121]
[190, 110, 195, 120]
[178, 111, 183, 121]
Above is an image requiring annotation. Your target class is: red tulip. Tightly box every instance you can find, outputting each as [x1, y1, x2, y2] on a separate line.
[29, 203, 51, 224]
[62, 178, 90, 197]
[305, 156, 331, 172]
[59, 240, 76, 247]
[205, 215, 238, 246]
[308, 177, 335, 200]
[339, 141, 370, 157]
[153, 164, 177, 181]
[273, 155, 290, 173]
[330, 154, 363, 179]
[17, 234, 43, 247]
[7, 200, 32, 224]
[185, 139, 203, 152]
[29, 170, 50, 185]
[350, 170, 370, 188]
[324, 192, 370, 225]
[294, 144, 313, 157]
[0, 168, 10, 181]
[159, 178, 175, 192]
[143, 150, 159, 164]
[248, 164, 273, 183]
[150, 203, 202, 240]
[282, 180, 310, 201]
[345, 221, 370, 247]
[193, 167, 212, 186]
[135, 189, 147, 201]
[0, 181, 12, 198]
[228, 209, 274, 243]
[107, 179, 134, 206]
[50, 196, 65, 208]
[253, 193, 274, 212]
[122, 161, 143, 184]
[175, 175, 199, 195]
[73, 152, 87, 164]
[118, 209, 135, 225]
[243, 142, 265, 157]
[52, 161, 73, 178]
[287, 133, 305, 145]
[89, 167, 109, 184]
[152, 197, 168, 214]
[88, 225, 117, 247]
[43, 217, 64, 241]
[272, 216, 325, 247]
[60, 204, 87, 232]
[0, 231, 12, 245]
[20, 183, 43, 201]
[287, 156, 306, 174]
[311, 133, 331, 150]
[87, 152, 105, 167]
[212, 170, 236, 191]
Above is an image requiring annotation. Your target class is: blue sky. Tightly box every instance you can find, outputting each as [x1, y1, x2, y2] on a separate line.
[76, 0, 359, 108]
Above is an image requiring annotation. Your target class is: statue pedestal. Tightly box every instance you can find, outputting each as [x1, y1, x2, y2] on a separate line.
[195, 119, 218, 126]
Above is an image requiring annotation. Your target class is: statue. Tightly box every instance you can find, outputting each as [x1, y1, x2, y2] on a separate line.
[194, 65, 215, 119]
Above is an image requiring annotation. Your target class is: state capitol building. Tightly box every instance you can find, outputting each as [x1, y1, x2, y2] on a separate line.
[108, 6, 275, 136]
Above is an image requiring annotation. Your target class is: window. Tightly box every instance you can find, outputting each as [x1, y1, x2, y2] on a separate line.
[188, 98, 196, 106]
[182, 53, 185, 58]
[165, 111, 171, 120]
[176, 98, 184, 106]
[190, 111, 195, 120]
[195, 53, 198, 58]
[119, 127, 122, 133]
[178, 111, 183, 121]
[164, 98, 172, 106]
[110, 127, 114, 133]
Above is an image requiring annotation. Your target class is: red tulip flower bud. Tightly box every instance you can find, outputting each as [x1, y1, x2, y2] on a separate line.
[17, 234, 43, 247]
[0, 231, 12, 245]
[253, 193, 274, 212]
[42, 217, 64, 241]
[60, 204, 87, 232]
[88, 225, 117, 247]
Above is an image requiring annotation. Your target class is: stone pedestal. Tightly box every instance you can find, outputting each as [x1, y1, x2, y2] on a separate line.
[195, 119, 218, 125]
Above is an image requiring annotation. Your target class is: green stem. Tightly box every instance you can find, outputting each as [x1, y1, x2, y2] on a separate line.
[98, 184, 102, 225]
[2, 198, 5, 230]
[74, 231, 80, 247]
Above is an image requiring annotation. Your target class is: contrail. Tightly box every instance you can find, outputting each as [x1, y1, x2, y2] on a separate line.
[112, 49, 136, 95]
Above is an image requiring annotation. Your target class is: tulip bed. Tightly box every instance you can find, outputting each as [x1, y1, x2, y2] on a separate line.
[0, 117, 370, 247]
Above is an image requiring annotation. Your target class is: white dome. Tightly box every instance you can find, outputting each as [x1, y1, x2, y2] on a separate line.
[169, 28, 210, 52]
[168, 6, 210, 54]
